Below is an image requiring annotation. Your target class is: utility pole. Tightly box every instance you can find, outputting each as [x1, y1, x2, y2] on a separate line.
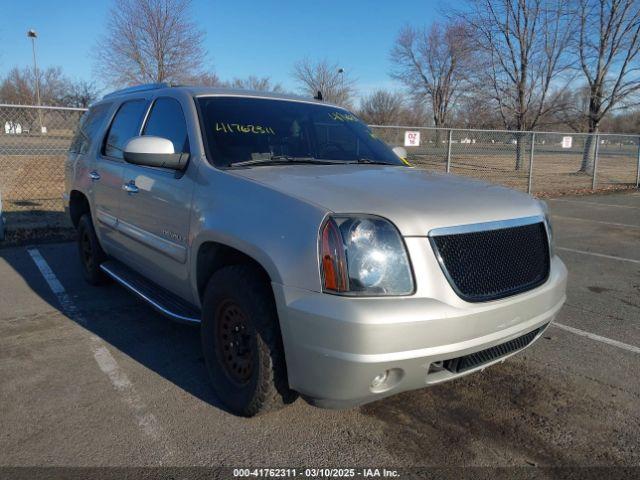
[27, 29, 43, 134]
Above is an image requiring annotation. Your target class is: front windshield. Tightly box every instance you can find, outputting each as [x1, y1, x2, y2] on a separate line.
[196, 96, 404, 167]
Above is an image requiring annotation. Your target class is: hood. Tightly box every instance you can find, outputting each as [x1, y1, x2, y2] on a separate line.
[230, 165, 543, 236]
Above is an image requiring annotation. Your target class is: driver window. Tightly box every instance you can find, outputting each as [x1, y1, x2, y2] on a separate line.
[143, 97, 189, 153]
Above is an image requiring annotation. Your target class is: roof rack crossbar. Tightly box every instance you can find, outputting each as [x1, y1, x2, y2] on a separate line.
[102, 83, 170, 99]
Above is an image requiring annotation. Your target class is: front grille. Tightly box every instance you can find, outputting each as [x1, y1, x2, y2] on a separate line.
[430, 221, 550, 302]
[443, 326, 544, 373]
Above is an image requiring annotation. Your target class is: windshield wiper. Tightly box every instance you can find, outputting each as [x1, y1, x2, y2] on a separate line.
[230, 155, 344, 167]
[347, 158, 397, 166]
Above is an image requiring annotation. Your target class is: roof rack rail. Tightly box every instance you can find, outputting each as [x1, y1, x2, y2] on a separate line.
[102, 83, 171, 99]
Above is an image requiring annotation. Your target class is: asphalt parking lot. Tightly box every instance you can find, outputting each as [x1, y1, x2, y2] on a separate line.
[1, 191, 639, 468]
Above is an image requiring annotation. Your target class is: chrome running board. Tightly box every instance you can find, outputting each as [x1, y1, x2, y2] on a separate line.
[100, 260, 201, 324]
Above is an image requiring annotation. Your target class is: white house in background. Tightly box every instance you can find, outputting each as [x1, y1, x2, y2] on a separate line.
[4, 121, 23, 134]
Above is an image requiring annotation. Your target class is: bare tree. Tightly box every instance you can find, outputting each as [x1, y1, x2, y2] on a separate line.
[0, 66, 70, 105]
[95, 0, 206, 87]
[465, 0, 575, 168]
[544, 86, 591, 131]
[61, 80, 100, 108]
[0, 67, 97, 132]
[576, 0, 640, 172]
[450, 90, 507, 129]
[390, 21, 472, 128]
[0, 68, 33, 105]
[186, 72, 284, 93]
[292, 59, 357, 106]
[187, 71, 223, 87]
[358, 90, 407, 125]
[601, 108, 640, 132]
[227, 76, 284, 93]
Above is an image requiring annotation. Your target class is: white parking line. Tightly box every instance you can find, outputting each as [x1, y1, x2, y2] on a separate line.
[552, 322, 640, 354]
[556, 247, 640, 265]
[552, 215, 640, 229]
[27, 247, 173, 460]
[548, 198, 640, 210]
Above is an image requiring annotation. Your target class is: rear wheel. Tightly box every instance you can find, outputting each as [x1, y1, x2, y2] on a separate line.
[201, 265, 296, 416]
[77, 214, 107, 285]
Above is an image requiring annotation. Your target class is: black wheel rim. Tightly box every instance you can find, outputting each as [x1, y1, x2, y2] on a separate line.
[215, 300, 254, 385]
[80, 230, 94, 271]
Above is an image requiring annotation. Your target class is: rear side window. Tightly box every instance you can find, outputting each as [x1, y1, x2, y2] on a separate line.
[142, 98, 189, 153]
[69, 103, 111, 154]
[103, 100, 149, 159]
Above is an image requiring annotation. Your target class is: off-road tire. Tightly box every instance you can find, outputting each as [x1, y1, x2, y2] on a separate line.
[201, 265, 296, 416]
[77, 214, 108, 285]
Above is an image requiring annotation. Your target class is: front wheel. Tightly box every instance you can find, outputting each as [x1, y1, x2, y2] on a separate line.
[77, 214, 107, 285]
[201, 265, 296, 416]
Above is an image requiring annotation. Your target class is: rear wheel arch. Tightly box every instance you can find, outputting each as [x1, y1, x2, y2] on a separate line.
[77, 213, 108, 285]
[69, 190, 91, 228]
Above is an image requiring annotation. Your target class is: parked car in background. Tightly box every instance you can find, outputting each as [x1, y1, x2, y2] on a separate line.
[65, 84, 567, 416]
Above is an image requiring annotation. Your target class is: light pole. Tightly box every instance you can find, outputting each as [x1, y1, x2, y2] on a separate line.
[337, 68, 344, 104]
[27, 29, 43, 134]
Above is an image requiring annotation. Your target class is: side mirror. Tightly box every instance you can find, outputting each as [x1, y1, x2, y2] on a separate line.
[392, 146, 407, 159]
[123, 136, 189, 170]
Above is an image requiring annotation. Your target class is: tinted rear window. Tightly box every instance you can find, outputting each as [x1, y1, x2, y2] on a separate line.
[69, 103, 112, 154]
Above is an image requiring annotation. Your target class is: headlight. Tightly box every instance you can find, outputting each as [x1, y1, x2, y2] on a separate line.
[539, 201, 555, 257]
[319, 215, 414, 296]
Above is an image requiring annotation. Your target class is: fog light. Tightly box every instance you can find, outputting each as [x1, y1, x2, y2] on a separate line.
[428, 361, 444, 374]
[369, 368, 404, 393]
[371, 371, 389, 389]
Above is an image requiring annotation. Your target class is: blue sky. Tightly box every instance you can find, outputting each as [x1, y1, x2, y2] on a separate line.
[0, 0, 441, 98]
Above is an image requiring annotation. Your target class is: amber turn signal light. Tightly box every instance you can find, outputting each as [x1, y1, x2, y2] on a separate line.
[320, 218, 348, 292]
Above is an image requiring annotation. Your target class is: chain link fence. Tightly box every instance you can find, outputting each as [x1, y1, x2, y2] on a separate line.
[370, 125, 640, 194]
[0, 104, 639, 241]
[1, 104, 86, 240]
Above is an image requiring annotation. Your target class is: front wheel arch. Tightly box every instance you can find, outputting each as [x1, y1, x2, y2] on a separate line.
[195, 240, 275, 305]
[200, 264, 297, 416]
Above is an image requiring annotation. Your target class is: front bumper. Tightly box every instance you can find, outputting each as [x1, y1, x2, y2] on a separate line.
[273, 256, 567, 408]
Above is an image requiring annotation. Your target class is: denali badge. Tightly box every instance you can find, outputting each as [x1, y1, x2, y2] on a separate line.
[162, 229, 184, 243]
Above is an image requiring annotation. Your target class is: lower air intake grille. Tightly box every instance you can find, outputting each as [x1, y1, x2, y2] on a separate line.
[443, 326, 544, 374]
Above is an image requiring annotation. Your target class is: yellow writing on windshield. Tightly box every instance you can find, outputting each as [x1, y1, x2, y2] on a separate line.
[215, 123, 276, 134]
[328, 112, 358, 122]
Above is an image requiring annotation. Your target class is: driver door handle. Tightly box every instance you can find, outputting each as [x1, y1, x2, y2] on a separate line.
[122, 181, 139, 194]
[89, 171, 101, 181]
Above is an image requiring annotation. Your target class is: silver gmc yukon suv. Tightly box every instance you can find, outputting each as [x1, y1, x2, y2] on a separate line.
[65, 84, 567, 416]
